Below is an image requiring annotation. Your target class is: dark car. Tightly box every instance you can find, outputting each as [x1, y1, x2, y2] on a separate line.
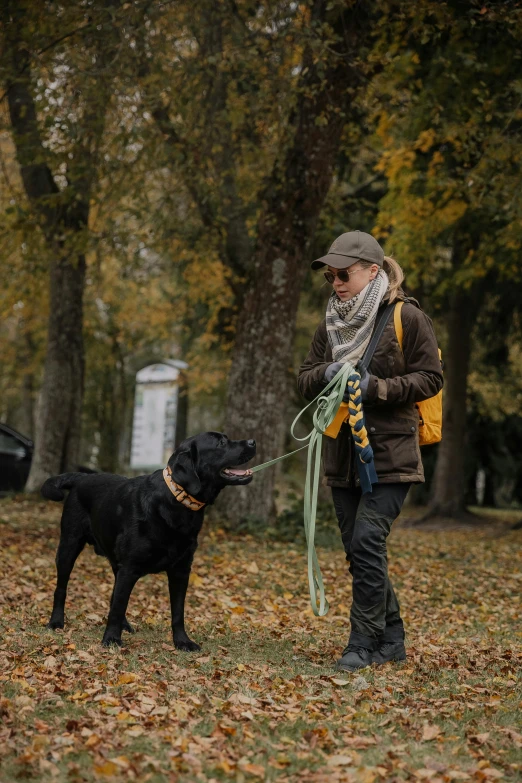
[0, 423, 97, 494]
[0, 423, 33, 493]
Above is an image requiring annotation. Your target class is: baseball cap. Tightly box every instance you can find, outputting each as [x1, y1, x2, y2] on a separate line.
[311, 230, 384, 270]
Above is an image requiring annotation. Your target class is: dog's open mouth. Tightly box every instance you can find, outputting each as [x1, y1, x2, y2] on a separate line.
[220, 467, 253, 478]
[220, 441, 256, 484]
[220, 454, 254, 482]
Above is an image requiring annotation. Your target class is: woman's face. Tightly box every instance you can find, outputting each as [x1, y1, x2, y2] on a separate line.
[328, 262, 379, 301]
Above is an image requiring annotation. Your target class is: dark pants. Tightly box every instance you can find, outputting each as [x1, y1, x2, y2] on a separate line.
[332, 482, 410, 650]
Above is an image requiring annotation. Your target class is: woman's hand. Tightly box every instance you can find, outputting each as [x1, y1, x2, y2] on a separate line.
[324, 362, 352, 403]
[324, 362, 372, 403]
[323, 362, 343, 382]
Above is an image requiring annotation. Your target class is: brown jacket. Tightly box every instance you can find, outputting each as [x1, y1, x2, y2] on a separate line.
[297, 294, 443, 487]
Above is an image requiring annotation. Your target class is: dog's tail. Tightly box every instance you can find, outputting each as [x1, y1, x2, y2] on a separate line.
[41, 472, 86, 502]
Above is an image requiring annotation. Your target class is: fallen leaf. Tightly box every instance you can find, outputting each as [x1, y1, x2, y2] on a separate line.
[93, 761, 120, 776]
[352, 675, 370, 691]
[150, 706, 168, 716]
[33, 735, 49, 750]
[125, 727, 144, 737]
[357, 767, 378, 783]
[239, 761, 265, 778]
[501, 727, 522, 747]
[327, 754, 353, 767]
[171, 701, 189, 719]
[229, 693, 258, 706]
[76, 650, 95, 662]
[117, 673, 138, 685]
[344, 736, 377, 748]
[70, 691, 89, 701]
[422, 723, 441, 742]
[219, 723, 237, 736]
[469, 732, 490, 745]
[109, 756, 131, 770]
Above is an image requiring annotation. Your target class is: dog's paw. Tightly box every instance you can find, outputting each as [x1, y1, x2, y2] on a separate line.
[174, 638, 201, 652]
[101, 635, 122, 648]
[122, 619, 135, 634]
[46, 619, 64, 630]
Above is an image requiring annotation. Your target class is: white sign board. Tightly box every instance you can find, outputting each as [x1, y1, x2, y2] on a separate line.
[130, 361, 187, 470]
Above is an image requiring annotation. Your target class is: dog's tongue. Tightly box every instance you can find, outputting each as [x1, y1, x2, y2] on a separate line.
[227, 468, 248, 475]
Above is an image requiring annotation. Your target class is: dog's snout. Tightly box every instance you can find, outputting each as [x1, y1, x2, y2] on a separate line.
[247, 439, 256, 448]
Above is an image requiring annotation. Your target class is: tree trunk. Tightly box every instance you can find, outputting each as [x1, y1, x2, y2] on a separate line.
[19, 372, 35, 440]
[221, 1, 376, 524]
[26, 254, 86, 488]
[427, 289, 473, 517]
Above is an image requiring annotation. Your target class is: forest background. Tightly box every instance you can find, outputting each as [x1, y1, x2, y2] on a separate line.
[1, 0, 522, 528]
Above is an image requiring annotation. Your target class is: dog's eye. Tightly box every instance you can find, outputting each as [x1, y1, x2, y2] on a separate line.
[219, 437, 227, 447]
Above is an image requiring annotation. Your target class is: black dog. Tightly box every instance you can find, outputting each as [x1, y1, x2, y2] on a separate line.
[41, 432, 256, 650]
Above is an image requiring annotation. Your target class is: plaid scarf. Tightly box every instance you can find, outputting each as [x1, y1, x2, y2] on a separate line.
[326, 270, 389, 364]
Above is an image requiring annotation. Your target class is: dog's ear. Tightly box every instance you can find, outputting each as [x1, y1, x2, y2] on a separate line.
[170, 441, 201, 497]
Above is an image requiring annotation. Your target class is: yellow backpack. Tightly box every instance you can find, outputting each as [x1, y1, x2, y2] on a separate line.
[394, 301, 443, 446]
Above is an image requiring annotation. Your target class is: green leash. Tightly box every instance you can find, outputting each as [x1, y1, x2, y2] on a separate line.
[249, 362, 355, 617]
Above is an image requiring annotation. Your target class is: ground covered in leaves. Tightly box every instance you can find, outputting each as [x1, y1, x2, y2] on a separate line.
[0, 498, 521, 783]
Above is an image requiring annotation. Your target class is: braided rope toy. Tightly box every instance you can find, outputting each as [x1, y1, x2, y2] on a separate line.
[346, 372, 377, 485]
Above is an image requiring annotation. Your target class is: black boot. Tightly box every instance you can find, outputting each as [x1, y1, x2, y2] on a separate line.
[336, 631, 376, 672]
[372, 623, 406, 665]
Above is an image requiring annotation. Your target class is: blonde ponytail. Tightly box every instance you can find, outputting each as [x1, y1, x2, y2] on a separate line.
[383, 256, 404, 303]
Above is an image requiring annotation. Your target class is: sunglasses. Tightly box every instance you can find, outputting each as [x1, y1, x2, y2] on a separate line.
[323, 267, 362, 284]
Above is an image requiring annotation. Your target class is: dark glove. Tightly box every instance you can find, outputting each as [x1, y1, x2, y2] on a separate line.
[323, 362, 343, 383]
[324, 362, 371, 402]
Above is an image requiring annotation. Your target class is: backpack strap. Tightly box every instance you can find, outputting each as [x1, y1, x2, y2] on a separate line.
[358, 303, 395, 375]
[394, 301, 404, 352]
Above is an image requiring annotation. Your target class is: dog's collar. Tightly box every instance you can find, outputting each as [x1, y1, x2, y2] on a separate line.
[163, 465, 205, 511]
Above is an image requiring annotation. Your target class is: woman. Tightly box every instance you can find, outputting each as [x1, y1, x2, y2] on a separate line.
[297, 230, 443, 672]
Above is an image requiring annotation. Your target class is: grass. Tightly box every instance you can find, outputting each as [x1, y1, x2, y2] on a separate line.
[0, 496, 520, 783]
